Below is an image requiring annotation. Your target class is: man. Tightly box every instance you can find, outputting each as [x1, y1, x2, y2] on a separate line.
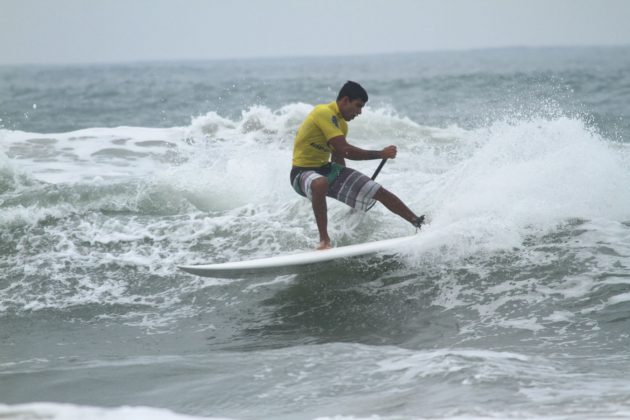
[290, 81, 425, 250]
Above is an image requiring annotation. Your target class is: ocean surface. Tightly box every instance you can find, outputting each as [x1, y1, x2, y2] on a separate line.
[1, 47, 630, 419]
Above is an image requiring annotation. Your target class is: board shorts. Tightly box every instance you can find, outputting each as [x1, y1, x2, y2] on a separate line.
[290, 163, 381, 212]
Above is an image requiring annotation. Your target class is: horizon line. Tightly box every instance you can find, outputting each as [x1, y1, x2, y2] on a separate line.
[1, 43, 629, 68]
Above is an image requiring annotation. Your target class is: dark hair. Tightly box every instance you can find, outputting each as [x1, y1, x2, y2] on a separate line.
[337, 81, 368, 102]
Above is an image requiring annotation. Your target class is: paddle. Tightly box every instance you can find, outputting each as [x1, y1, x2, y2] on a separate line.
[362, 159, 387, 213]
[371, 158, 387, 180]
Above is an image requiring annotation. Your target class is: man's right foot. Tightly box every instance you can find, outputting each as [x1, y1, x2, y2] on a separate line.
[317, 239, 332, 250]
[412, 215, 425, 229]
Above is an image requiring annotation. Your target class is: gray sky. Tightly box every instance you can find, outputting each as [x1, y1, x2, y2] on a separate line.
[2, 0, 630, 65]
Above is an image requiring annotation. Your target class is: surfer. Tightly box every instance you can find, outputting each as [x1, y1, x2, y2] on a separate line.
[290, 81, 425, 250]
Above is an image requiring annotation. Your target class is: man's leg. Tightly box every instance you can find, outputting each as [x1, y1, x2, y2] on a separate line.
[311, 177, 332, 249]
[373, 187, 423, 226]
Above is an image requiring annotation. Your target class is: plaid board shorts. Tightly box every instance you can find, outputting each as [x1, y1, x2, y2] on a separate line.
[290, 163, 381, 212]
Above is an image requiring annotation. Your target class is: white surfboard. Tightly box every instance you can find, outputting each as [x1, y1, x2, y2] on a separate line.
[179, 235, 416, 278]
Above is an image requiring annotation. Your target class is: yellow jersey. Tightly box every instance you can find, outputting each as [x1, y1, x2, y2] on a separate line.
[292, 101, 348, 167]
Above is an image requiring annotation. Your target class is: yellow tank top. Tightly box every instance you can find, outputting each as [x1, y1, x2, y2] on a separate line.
[292, 101, 348, 167]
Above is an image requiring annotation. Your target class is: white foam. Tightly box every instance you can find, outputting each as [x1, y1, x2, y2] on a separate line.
[0, 403, 231, 420]
[607, 292, 630, 305]
[403, 116, 630, 262]
[375, 348, 532, 383]
[544, 311, 575, 323]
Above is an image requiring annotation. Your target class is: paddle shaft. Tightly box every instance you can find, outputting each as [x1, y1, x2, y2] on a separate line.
[371, 159, 388, 180]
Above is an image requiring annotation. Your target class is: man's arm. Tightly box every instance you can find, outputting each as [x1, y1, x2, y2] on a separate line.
[331, 151, 346, 166]
[328, 136, 397, 161]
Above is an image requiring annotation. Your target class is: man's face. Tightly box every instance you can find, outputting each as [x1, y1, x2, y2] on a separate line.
[339, 97, 365, 121]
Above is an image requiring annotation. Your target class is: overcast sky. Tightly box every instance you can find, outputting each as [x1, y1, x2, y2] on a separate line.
[2, 0, 630, 65]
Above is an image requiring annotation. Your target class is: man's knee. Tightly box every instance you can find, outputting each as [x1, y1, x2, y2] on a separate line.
[373, 186, 388, 201]
[311, 177, 328, 197]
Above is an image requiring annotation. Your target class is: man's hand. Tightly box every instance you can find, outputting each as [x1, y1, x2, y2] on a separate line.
[381, 145, 397, 159]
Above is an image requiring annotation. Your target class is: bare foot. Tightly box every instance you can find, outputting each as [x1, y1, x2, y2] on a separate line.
[316, 240, 332, 250]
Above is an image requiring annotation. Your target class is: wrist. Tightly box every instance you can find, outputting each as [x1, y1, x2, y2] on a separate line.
[368, 150, 381, 159]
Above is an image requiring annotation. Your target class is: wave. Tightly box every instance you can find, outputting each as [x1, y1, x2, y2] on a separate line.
[2, 104, 628, 247]
[411, 115, 630, 260]
[3, 342, 630, 419]
[1, 104, 630, 330]
[0, 403, 229, 420]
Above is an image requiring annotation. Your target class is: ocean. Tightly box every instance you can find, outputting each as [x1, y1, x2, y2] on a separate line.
[1, 46, 630, 419]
